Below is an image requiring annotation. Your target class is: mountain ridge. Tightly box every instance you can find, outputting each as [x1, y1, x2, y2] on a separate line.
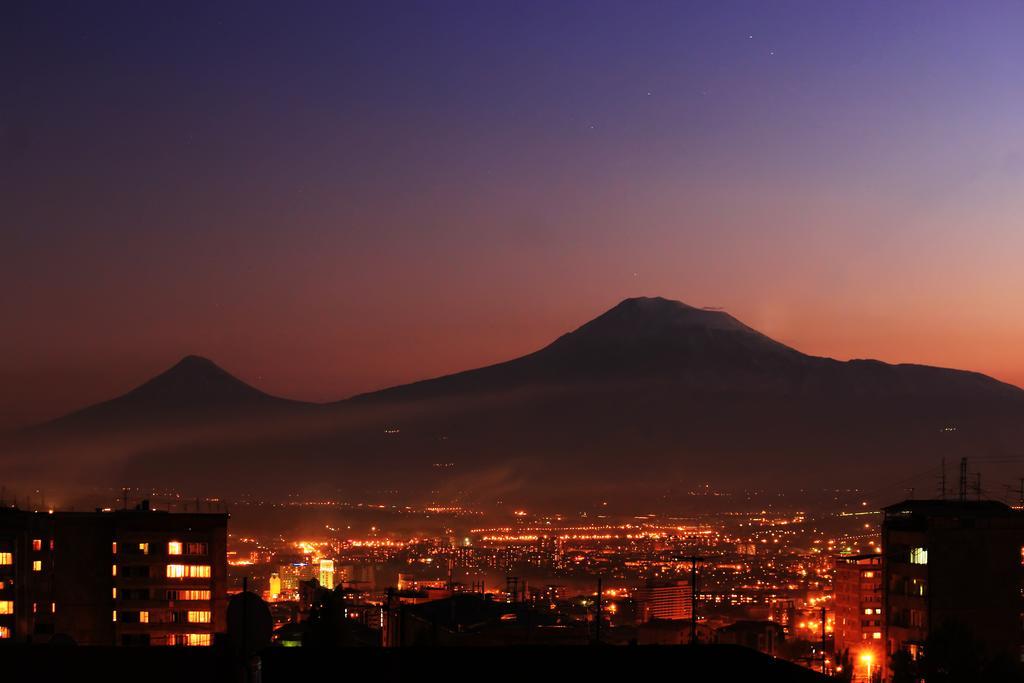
[7, 296, 1023, 503]
[29, 296, 1024, 426]
[347, 296, 1021, 403]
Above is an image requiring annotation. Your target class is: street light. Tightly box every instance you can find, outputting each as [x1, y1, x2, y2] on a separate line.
[860, 652, 874, 682]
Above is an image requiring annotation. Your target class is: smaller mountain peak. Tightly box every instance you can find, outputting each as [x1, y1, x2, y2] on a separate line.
[112, 354, 282, 409]
[170, 355, 221, 371]
[148, 355, 243, 387]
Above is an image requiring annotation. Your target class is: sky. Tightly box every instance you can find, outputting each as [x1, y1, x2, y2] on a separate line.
[2, 0, 1023, 429]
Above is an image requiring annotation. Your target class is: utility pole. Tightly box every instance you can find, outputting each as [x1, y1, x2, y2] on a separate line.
[447, 551, 454, 592]
[820, 604, 827, 675]
[959, 457, 968, 503]
[506, 576, 519, 603]
[940, 457, 946, 499]
[692, 556, 701, 644]
[385, 588, 394, 647]
[670, 554, 703, 644]
[242, 576, 249, 683]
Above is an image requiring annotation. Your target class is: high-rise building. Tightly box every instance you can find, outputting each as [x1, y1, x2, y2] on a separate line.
[633, 580, 692, 622]
[0, 503, 227, 646]
[268, 572, 282, 600]
[278, 562, 314, 595]
[319, 559, 335, 590]
[833, 553, 882, 681]
[882, 499, 1024, 676]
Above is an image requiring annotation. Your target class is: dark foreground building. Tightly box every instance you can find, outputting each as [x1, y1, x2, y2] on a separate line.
[0, 643, 829, 683]
[882, 499, 1024, 676]
[0, 503, 227, 646]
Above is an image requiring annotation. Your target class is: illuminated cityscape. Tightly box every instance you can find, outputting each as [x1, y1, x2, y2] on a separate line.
[6, 470, 1024, 682]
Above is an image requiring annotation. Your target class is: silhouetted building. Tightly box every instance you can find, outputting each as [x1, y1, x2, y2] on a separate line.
[882, 499, 1024, 676]
[634, 618, 712, 645]
[715, 619, 784, 656]
[833, 553, 882, 680]
[3, 641, 831, 683]
[386, 592, 580, 646]
[0, 503, 227, 645]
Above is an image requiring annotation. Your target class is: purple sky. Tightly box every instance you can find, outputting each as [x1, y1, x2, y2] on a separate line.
[3, 0, 1023, 428]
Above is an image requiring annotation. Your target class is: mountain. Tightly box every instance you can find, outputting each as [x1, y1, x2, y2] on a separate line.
[355, 297, 1019, 401]
[30, 355, 313, 434]
[5, 297, 1023, 506]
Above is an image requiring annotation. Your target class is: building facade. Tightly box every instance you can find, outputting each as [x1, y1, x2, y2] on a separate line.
[882, 499, 1024, 676]
[0, 503, 227, 646]
[634, 580, 692, 622]
[833, 553, 882, 681]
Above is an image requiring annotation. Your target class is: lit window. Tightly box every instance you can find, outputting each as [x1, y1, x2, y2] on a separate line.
[873, 631, 882, 639]
[112, 542, 117, 554]
[909, 547, 928, 565]
[112, 564, 118, 576]
[0, 601, 12, 615]
[112, 610, 117, 622]
[0, 626, 9, 639]
[187, 610, 212, 623]
[168, 589, 211, 601]
[185, 633, 212, 646]
[112, 587, 117, 599]
[139, 543, 149, 555]
[863, 571, 874, 578]
[32, 539, 42, 552]
[32, 560, 42, 572]
[139, 610, 149, 623]
[168, 541, 182, 556]
[51, 602, 56, 613]
[186, 542, 208, 555]
[168, 564, 211, 579]
[864, 608, 873, 615]
[0, 553, 11, 565]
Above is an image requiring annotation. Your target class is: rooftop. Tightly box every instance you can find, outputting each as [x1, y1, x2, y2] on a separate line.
[882, 499, 1017, 517]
